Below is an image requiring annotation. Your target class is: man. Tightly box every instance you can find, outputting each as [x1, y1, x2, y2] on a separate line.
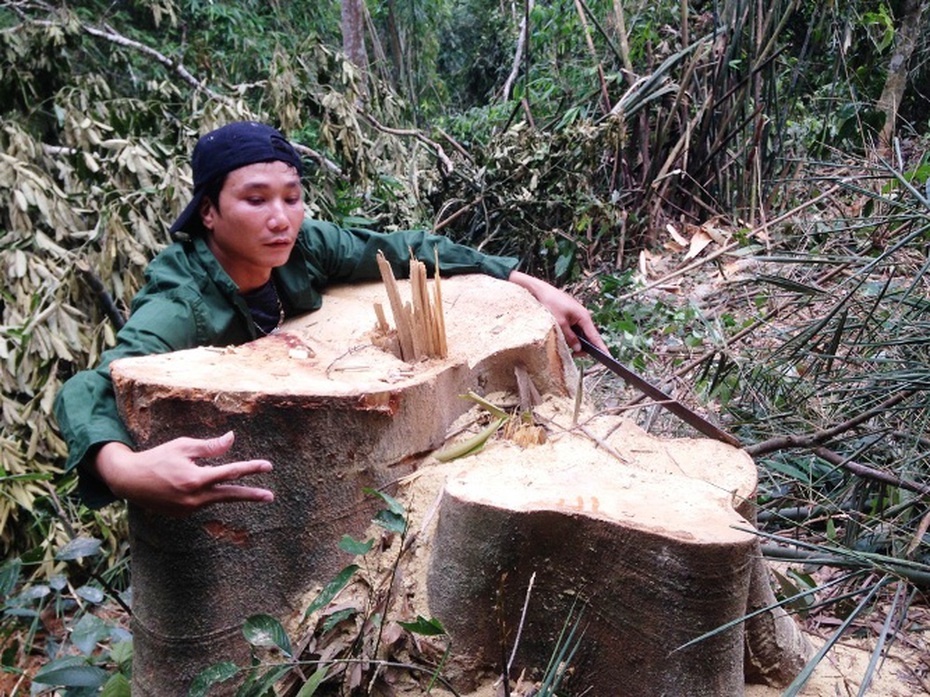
[55, 121, 606, 516]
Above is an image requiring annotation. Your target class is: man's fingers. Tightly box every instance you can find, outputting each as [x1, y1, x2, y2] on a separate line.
[576, 317, 609, 353]
[561, 322, 582, 353]
[183, 463, 275, 511]
[174, 430, 237, 460]
[203, 483, 275, 505]
[203, 459, 273, 486]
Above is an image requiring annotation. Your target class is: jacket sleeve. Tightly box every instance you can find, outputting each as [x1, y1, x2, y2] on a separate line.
[53, 293, 199, 507]
[297, 220, 521, 284]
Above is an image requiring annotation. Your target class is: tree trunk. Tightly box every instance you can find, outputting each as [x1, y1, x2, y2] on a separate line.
[111, 276, 575, 696]
[341, 0, 369, 82]
[877, 0, 926, 151]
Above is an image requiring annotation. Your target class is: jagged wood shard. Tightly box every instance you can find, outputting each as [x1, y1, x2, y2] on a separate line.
[374, 249, 448, 361]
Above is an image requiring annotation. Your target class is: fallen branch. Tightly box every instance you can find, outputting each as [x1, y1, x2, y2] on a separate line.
[744, 390, 915, 457]
[811, 447, 930, 498]
[82, 22, 227, 102]
[502, 0, 533, 102]
[358, 111, 454, 174]
[759, 542, 930, 588]
[292, 142, 344, 176]
[76, 260, 126, 330]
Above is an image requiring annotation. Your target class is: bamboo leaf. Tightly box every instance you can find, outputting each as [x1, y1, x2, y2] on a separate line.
[295, 666, 329, 696]
[188, 662, 239, 697]
[782, 578, 890, 697]
[338, 534, 374, 556]
[434, 417, 506, 462]
[397, 615, 446, 636]
[459, 391, 510, 420]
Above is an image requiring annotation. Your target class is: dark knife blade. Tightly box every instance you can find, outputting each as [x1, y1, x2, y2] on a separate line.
[573, 328, 741, 447]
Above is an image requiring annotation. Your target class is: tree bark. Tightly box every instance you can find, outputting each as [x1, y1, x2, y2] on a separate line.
[877, 0, 927, 150]
[341, 0, 369, 83]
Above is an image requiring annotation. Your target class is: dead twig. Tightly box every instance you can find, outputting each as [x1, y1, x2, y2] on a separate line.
[744, 390, 915, 457]
[358, 111, 454, 174]
[810, 447, 930, 499]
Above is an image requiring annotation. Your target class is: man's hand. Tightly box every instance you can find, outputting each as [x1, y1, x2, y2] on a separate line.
[508, 270, 608, 355]
[93, 431, 274, 516]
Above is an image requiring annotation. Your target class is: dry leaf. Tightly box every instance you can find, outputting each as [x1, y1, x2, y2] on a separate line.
[684, 229, 713, 260]
[701, 223, 729, 245]
[666, 223, 689, 248]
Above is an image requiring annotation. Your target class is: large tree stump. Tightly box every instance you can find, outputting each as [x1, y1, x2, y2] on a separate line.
[110, 273, 810, 695]
[426, 416, 812, 696]
[109, 276, 574, 696]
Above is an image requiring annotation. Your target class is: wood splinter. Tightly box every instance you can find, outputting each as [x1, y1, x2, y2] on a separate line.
[375, 250, 449, 362]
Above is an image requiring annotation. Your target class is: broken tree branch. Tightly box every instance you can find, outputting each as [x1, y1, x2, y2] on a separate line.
[358, 111, 454, 174]
[810, 447, 930, 498]
[744, 390, 915, 457]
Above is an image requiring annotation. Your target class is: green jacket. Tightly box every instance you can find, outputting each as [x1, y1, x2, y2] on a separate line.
[54, 219, 519, 507]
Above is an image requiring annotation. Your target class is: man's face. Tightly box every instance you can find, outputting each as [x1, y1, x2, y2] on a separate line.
[200, 160, 304, 291]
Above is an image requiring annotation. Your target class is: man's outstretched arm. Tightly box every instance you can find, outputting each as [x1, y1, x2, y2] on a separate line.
[508, 270, 608, 355]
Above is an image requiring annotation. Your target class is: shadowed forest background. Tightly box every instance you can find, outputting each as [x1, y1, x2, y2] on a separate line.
[1, 0, 929, 694]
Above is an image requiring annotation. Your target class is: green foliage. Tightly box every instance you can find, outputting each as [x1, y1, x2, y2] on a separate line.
[592, 272, 735, 374]
[536, 601, 585, 697]
[1, 536, 131, 696]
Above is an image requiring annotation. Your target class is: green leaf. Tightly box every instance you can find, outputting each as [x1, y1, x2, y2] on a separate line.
[101, 672, 132, 697]
[70, 614, 111, 656]
[238, 664, 293, 697]
[188, 661, 239, 697]
[338, 534, 374, 556]
[322, 607, 357, 633]
[0, 559, 22, 598]
[242, 614, 293, 657]
[109, 640, 133, 673]
[363, 488, 405, 517]
[295, 666, 328, 696]
[303, 565, 359, 619]
[459, 391, 509, 420]
[434, 417, 505, 462]
[33, 657, 109, 688]
[373, 509, 407, 535]
[18, 584, 50, 602]
[55, 537, 103, 561]
[76, 585, 105, 604]
[397, 615, 446, 636]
